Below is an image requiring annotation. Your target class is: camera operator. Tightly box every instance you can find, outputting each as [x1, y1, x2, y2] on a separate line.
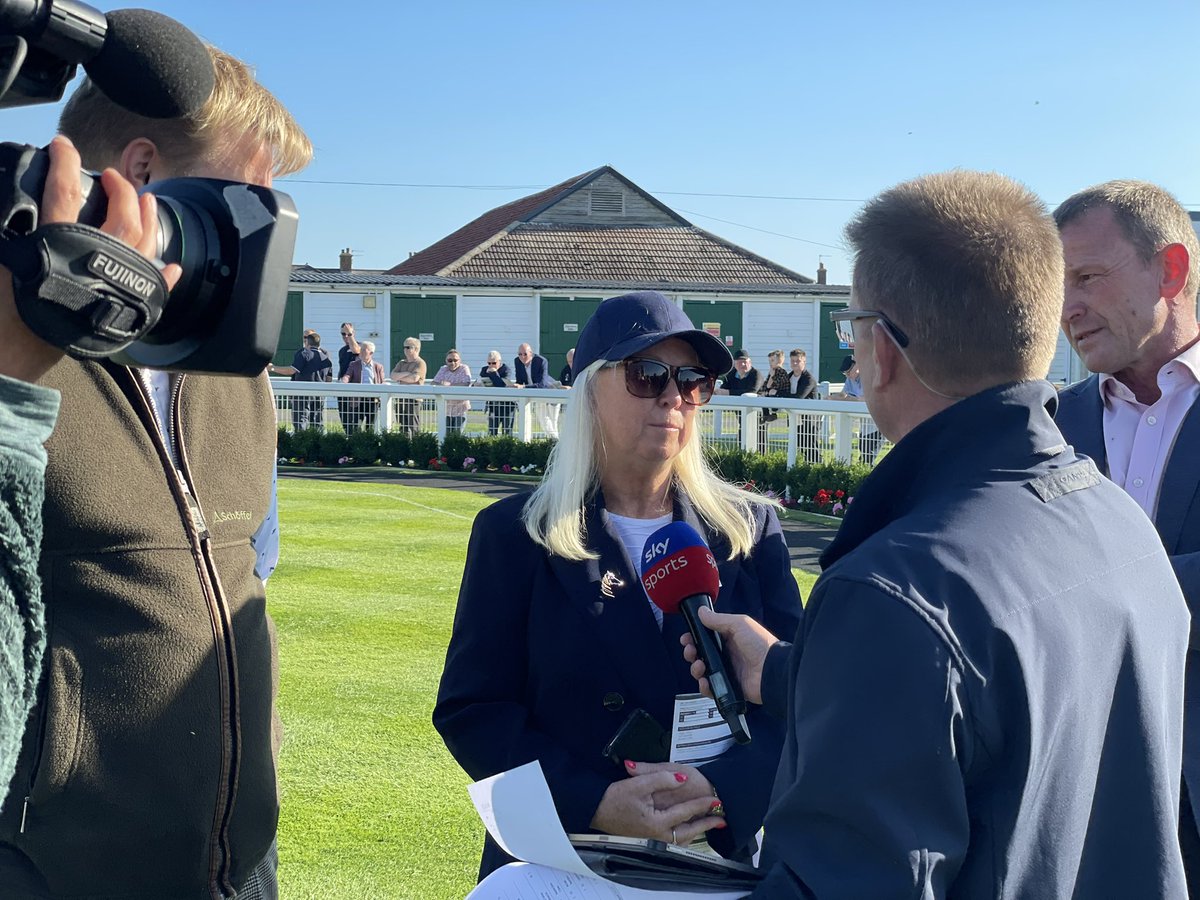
[0, 131, 180, 817]
[0, 49, 311, 900]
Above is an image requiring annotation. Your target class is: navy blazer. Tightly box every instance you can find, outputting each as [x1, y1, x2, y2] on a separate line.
[433, 490, 803, 880]
[1057, 374, 1200, 824]
[514, 354, 553, 388]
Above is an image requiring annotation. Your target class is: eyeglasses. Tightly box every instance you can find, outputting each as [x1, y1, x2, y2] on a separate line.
[404, 345, 417, 350]
[829, 307, 910, 349]
[446, 358, 459, 363]
[341, 331, 352, 336]
[604, 358, 716, 406]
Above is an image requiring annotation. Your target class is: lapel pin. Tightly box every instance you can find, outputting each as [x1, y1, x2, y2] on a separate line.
[600, 570, 625, 599]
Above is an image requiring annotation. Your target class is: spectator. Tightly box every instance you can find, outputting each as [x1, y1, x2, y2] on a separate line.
[833, 355, 882, 463]
[514, 342, 558, 438]
[335, 322, 360, 432]
[718, 350, 763, 446]
[390, 336, 427, 437]
[432, 349, 473, 433]
[785, 348, 818, 463]
[290, 331, 332, 430]
[479, 351, 514, 436]
[759, 349, 790, 448]
[340, 340, 385, 433]
[559, 348, 576, 388]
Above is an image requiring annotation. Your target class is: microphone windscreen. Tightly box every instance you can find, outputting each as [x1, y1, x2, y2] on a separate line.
[640, 521, 720, 614]
[85, 9, 215, 118]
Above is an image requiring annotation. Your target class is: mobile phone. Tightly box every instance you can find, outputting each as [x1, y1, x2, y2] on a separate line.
[602, 708, 670, 768]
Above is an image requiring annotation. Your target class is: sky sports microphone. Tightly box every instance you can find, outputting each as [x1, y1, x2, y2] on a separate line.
[0, 2, 215, 116]
[640, 521, 751, 745]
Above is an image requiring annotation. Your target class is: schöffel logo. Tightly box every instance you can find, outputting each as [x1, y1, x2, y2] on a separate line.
[88, 252, 158, 299]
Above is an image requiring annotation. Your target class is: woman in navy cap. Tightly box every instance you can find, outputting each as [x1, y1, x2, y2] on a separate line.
[434, 290, 802, 881]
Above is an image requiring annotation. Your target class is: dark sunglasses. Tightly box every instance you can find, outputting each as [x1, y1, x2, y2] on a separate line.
[606, 358, 716, 406]
[829, 307, 910, 349]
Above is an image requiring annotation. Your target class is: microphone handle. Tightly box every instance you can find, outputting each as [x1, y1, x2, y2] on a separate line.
[680, 593, 751, 745]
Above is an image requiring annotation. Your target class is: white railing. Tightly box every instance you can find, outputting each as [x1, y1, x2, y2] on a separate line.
[268, 379, 889, 469]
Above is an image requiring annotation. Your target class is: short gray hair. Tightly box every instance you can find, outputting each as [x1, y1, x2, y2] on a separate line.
[1054, 179, 1200, 300]
[359, 340, 375, 354]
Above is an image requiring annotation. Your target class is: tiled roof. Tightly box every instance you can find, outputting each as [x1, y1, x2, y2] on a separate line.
[445, 223, 812, 285]
[387, 169, 601, 275]
[289, 267, 848, 297]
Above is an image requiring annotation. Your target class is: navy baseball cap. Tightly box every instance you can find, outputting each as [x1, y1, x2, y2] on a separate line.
[572, 291, 732, 380]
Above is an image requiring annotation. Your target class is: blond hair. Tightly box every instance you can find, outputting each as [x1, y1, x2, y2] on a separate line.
[846, 170, 1063, 391]
[1054, 180, 1200, 301]
[521, 360, 776, 562]
[59, 46, 312, 177]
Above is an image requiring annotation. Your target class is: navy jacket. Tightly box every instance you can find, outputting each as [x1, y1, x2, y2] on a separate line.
[1057, 374, 1200, 832]
[514, 354, 553, 388]
[754, 381, 1189, 898]
[434, 490, 802, 880]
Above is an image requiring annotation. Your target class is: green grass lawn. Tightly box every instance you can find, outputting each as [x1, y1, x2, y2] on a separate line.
[271, 478, 817, 899]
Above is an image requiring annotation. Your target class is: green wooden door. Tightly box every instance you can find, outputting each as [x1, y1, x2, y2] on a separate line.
[390, 293, 456, 373]
[818, 300, 851, 382]
[273, 291, 304, 365]
[539, 296, 602, 379]
[682, 299, 742, 377]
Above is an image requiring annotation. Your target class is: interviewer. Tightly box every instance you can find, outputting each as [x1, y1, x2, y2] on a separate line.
[433, 290, 802, 882]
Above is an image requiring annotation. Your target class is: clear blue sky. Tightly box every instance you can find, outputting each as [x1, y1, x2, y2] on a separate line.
[6, 0, 1197, 285]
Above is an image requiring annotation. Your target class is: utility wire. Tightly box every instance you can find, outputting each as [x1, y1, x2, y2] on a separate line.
[676, 207, 845, 251]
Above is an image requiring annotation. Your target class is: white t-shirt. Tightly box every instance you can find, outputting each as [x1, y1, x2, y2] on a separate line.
[607, 512, 673, 628]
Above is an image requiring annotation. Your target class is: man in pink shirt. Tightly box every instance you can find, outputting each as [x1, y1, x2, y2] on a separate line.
[1054, 179, 1200, 891]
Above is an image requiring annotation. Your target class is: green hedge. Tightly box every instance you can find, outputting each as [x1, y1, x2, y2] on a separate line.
[276, 432, 873, 508]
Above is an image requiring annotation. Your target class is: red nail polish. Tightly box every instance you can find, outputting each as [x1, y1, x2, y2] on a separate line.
[710, 800, 722, 811]
[625, 760, 635, 770]
[674, 773, 688, 783]
[716, 820, 727, 829]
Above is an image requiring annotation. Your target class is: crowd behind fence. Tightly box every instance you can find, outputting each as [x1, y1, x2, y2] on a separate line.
[269, 380, 891, 470]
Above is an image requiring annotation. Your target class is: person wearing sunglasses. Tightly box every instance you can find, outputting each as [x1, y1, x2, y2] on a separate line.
[681, 171, 1189, 898]
[389, 337, 427, 437]
[335, 322, 361, 433]
[435, 290, 802, 883]
[431, 350, 473, 433]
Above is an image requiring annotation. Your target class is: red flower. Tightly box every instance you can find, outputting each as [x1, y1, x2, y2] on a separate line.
[834, 489, 845, 499]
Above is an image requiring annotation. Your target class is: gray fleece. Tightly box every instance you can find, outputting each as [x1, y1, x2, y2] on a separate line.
[0, 373, 59, 814]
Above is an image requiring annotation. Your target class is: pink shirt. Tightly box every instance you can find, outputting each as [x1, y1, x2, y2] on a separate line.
[1100, 342, 1200, 518]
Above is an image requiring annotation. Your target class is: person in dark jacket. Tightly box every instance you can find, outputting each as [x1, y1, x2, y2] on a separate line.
[0, 46, 313, 900]
[1053, 179, 1200, 892]
[479, 350, 514, 435]
[785, 349, 819, 462]
[686, 171, 1190, 898]
[335, 322, 361, 432]
[435, 291, 803, 882]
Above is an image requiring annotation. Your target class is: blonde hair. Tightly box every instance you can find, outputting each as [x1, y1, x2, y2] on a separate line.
[59, 46, 312, 177]
[846, 170, 1062, 391]
[405, 337, 422, 351]
[521, 360, 777, 561]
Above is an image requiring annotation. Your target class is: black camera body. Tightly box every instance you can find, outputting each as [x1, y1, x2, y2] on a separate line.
[0, 142, 298, 375]
[0, 2, 299, 375]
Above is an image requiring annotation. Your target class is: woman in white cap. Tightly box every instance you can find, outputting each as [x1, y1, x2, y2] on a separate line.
[434, 290, 802, 882]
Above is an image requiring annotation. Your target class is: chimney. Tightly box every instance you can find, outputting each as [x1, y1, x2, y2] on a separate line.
[816, 261, 827, 285]
[339, 248, 353, 272]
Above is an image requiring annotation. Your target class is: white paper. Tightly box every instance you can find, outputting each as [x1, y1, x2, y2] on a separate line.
[466, 761, 750, 899]
[670, 695, 736, 766]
